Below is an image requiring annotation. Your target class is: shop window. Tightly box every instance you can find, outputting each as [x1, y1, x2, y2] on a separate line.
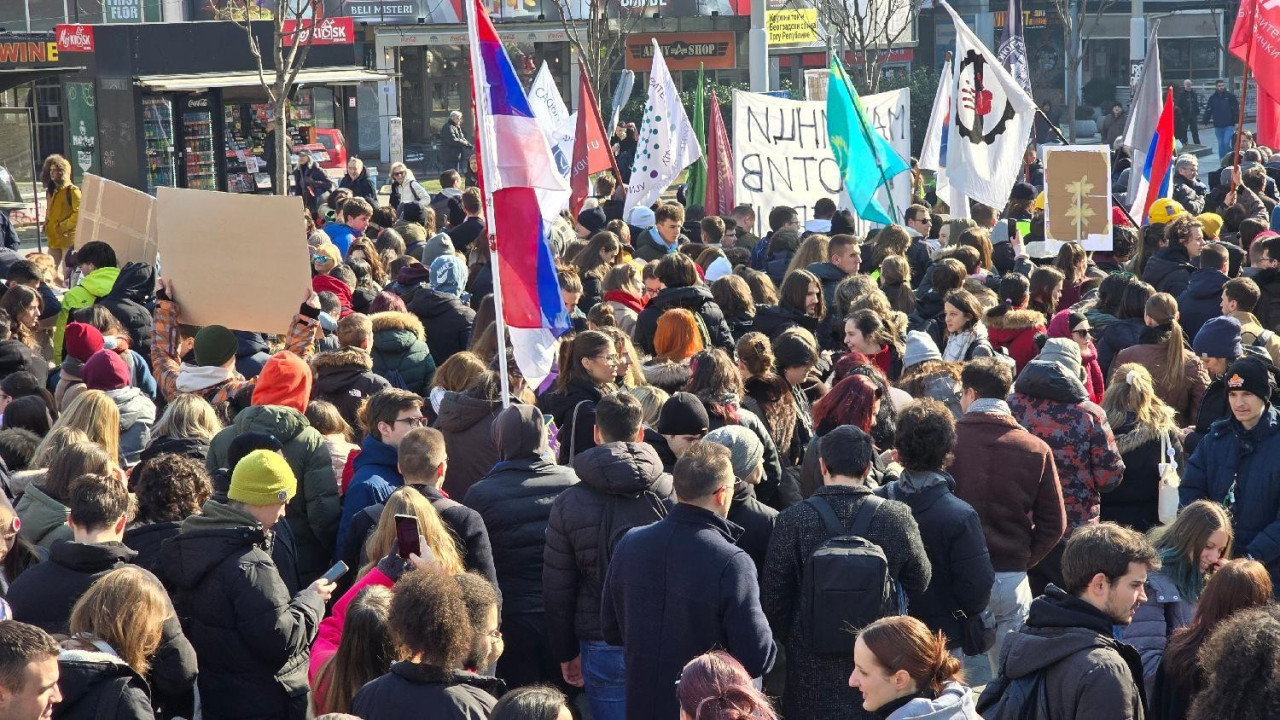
[1159, 38, 1221, 80]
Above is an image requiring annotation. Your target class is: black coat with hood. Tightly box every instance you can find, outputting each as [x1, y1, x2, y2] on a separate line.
[543, 441, 674, 662]
[1096, 317, 1147, 378]
[310, 347, 392, 430]
[0, 339, 47, 385]
[98, 261, 154, 362]
[750, 303, 820, 341]
[53, 648, 154, 720]
[908, 289, 948, 347]
[1252, 266, 1280, 332]
[406, 289, 476, 366]
[435, 389, 503, 499]
[462, 405, 577, 617]
[158, 499, 327, 720]
[338, 169, 378, 206]
[983, 585, 1146, 720]
[234, 332, 271, 379]
[351, 662, 502, 720]
[807, 261, 848, 313]
[1142, 244, 1196, 296]
[633, 285, 735, 355]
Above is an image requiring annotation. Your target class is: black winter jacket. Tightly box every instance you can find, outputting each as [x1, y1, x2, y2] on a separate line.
[137, 435, 208, 466]
[338, 169, 377, 207]
[722, 309, 755, 342]
[543, 442, 674, 662]
[807, 262, 848, 314]
[878, 473, 993, 647]
[1101, 417, 1180, 533]
[310, 347, 391, 430]
[406, 289, 476, 366]
[158, 500, 326, 720]
[633, 285, 734, 355]
[235, 331, 271, 379]
[908, 289, 947, 347]
[727, 483, 777, 577]
[122, 521, 180, 577]
[1176, 269, 1228, 342]
[1253, 267, 1280, 332]
[1096, 317, 1146, 378]
[53, 650, 153, 720]
[435, 390, 503, 499]
[537, 377, 607, 465]
[351, 662, 501, 720]
[1143, 245, 1196, 297]
[1172, 174, 1208, 215]
[750, 303, 820, 341]
[98, 261, 155, 363]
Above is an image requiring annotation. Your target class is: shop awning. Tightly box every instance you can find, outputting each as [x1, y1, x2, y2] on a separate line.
[135, 66, 391, 92]
[0, 67, 86, 94]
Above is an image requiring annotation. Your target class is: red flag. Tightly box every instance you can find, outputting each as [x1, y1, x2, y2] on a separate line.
[1230, 0, 1280, 131]
[1259, 88, 1280, 148]
[704, 90, 735, 216]
[570, 71, 620, 218]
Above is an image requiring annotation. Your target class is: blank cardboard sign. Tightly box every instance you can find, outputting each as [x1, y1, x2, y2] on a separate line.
[75, 174, 159, 267]
[1044, 146, 1112, 252]
[156, 187, 310, 335]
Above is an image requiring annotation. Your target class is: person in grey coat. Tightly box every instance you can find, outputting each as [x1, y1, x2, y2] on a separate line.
[762, 426, 931, 720]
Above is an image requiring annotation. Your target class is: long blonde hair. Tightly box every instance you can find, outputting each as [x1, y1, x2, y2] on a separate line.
[361, 487, 464, 576]
[49, 390, 120, 467]
[152, 394, 223, 443]
[1145, 293, 1191, 395]
[30, 426, 90, 470]
[68, 566, 172, 675]
[786, 234, 830, 277]
[1103, 363, 1178, 431]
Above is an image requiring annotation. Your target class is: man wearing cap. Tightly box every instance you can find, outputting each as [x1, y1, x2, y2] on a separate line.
[656, 392, 710, 468]
[161, 449, 334, 720]
[705, 425, 777, 576]
[206, 349, 340, 584]
[1188, 316, 1246, 454]
[1221, 277, 1280, 364]
[1184, 355, 1280, 586]
[151, 277, 321, 412]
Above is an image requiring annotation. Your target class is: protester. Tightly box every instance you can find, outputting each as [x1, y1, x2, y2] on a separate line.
[310, 314, 392, 430]
[984, 273, 1045, 371]
[138, 394, 220, 466]
[54, 243, 118, 364]
[337, 389, 424, 551]
[15, 440, 112, 550]
[1187, 603, 1280, 719]
[1046, 310, 1105, 404]
[539, 331, 616, 465]
[310, 585, 395, 717]
[122, 454, 212, 574]
[850, 616, 980, 719]
[0, 620, 62, 719]
[1098, 364, 1183, 532]
[1178, 242, 1230, 340]
[633, 253, 734, 354]
[80, 350, 154, 467]
[435, 371, 509, 498]
[941, 288, 995, 362]
[1112, 293, 1209, 426]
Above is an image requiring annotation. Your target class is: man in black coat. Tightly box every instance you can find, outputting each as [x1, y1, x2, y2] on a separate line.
[1176, 79, 1201, 144]
[543, 392, 675, 718]
[8, 474, 197, 719]
[309, 314, 391, 431]
[1177, 241, 1230, 341]
[446, 188, 486, 257]
[160, 450, 334, 720]
[761, 426, 930, 720]
[439, 110, 473, 172]
[1171, 155, 1208, 215]
[602, 441, 776, 720]
[97, 261, 154, 363]
[463, 405, 577, 690]
[633, 253, 734, 354]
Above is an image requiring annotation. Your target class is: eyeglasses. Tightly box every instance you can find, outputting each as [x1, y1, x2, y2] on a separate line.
[393, 171, 406, 177]
[393, 416, 429, 427]
[595, 354, 620, 364]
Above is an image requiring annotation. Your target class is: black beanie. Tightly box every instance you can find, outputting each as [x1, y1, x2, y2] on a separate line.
[657, 392, 710, 436]
[1226, 356, 1272, 401]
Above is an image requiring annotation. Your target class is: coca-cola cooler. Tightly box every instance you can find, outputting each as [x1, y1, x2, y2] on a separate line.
[140, 91, 225, 192]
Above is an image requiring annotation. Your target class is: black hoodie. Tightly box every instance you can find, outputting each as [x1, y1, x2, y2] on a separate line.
[633, 285, 735, 355]
[53, 649, 154, 720]
[406, 288, 476, 366]
[98, 261, 155, 362]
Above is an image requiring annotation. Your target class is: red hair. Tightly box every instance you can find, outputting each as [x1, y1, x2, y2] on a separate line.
[832, 352, 880, 383]
[677, 651, 778, 720]
[653, 308, 705, 362]
[810, 374, 879, 436]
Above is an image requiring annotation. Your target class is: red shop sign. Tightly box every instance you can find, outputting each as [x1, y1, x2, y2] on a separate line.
[282, 17, 355, 46]
[55, 24, 95, 53]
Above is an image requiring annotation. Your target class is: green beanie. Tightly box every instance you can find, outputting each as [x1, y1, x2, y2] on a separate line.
[193, 325, 238, 367]
[229, 450, 297, 506]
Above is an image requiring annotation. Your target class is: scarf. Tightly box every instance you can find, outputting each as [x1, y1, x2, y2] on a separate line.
[966, 397, 1011, 416]
[176, 363, 235, 394]
[943, 323, 989, 363]
[602, 289, 646, 314]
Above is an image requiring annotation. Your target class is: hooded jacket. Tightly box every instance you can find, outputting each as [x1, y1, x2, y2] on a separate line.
[137, 435, 209, 466]
[53, 648, 154, 720]
[55, 266, 120, 363]
[435, 389, 503, 499]
[207, 405, 341, 581]
[984, 308, 1046, 373]
[633, 285, 734, 355]
[1143, 244, 1196, 296]
[1009, 360, 1125, 534]
[463, 405, 577, 616]
[908, 290, 948, 348]
[882, 681, 981, 720]
[405, 291, 475, 367]
[1046, 311, 1105, 404]
[235, 332, 272, 379]
[1101, 416, 1183, 533]
[1096, 317, 1147, 378]
[159, 499, 326, 720]
[751, 303, 821, 341]
[369, 311, 436, 396]
[98, 261, 154, 362]
[337, 434, 402, 556]
[543, 442, 674, 661]
[14, 483, 72, 549]
[0, 338, 47, 385]
[1123, 570, 1195, 698]
[641, 358, 692, 394]
[350, 662, 500, 720]
[1177, 269, 1229, 341]
[110, 387, 156, 466]
[985, 586, 1145, 720]
[1112, 325, 1210, 427]
[310, 346, 392, 430]
[338, 168, 377, 206]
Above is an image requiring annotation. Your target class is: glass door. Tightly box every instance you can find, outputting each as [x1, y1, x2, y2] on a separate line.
[142, 95, 175, 194]
[180, 94, 218, 191]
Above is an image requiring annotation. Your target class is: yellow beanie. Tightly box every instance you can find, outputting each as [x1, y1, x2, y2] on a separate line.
[229, 450, 297, 506]
[1034, 191, 1046, 211]
[1198, 212, 1224, 239]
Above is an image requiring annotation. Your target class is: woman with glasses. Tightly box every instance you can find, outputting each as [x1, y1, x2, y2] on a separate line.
[538, 331, 618, 464]
[388, 162, 428, 212]
[1047, 310, 1105, 404]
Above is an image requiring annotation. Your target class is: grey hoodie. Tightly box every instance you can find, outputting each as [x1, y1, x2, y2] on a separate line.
[110, 386, 156, 466]
[885, 681, 981, 719]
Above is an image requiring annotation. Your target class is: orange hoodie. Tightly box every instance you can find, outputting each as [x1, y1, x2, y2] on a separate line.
[251, 351, 312, 414]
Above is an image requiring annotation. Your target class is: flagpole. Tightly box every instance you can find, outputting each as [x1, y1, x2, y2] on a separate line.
[836, 59, 901, 222]
[1035, 108, 1141, 229]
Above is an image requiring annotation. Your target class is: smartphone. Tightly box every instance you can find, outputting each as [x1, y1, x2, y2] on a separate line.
[394, 514, 421, 559]
[320, 561, 348, 584]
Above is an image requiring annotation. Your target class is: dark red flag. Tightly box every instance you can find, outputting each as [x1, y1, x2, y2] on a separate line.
[570, 71, 620, 218]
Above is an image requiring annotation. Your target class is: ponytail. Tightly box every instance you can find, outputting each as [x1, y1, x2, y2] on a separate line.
[693, 686, 778, 720]
[988, 273, 1030, 319]
[1146, 293, 1187, 394]
[858, 616, 964, 698]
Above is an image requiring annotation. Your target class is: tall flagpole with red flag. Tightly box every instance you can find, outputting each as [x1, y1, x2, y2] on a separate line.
[570, 67, 621, 218]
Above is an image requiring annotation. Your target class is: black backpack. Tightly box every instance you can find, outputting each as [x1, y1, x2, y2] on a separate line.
[975, 668, 1051, 720]
[802, 495, 895, 655]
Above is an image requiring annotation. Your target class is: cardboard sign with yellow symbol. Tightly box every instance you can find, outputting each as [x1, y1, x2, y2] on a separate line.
[1044, 145, 1112, 252]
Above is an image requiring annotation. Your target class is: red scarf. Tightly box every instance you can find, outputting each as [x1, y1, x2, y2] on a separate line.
[602, 289, 646, 314]
[871, 345, 892, 377]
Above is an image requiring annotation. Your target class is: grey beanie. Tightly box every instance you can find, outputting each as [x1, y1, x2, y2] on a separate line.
[903, 330, 942, 368]
[704, 426, 764, 481]
[422, 231, 455, 266]
[1037, 337, 1083, 379]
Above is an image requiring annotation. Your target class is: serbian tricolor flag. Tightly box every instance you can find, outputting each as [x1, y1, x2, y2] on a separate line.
[467, 0, 571, 386]
[1131, 86, 1175, 225]
[1230, 0, 1280, 147]
[569, 70, 620, 218]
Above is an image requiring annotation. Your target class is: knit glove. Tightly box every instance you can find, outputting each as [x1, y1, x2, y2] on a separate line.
[376, 539, 438, 581]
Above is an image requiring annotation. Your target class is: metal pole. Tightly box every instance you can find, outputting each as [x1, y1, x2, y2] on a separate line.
[749, 0, 769, 92]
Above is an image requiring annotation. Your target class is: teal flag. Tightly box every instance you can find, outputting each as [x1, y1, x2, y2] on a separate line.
[684, 64, 708, 211]
[827, 61, 909, 225]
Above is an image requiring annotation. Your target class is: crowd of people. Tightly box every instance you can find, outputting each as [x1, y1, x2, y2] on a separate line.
[0, 138, 1279, 720]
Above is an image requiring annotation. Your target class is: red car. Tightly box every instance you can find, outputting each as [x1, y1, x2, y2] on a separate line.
[312, 128, 349, 172]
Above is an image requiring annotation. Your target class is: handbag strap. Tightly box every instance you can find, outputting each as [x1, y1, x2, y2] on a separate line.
[1160, 429, 1177, 472]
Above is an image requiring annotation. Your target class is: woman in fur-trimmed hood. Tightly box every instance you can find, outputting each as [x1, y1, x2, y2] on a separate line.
[369, 311, 436, 396]
[1100, 363, 1183, 533]
[984, 273, 1046, 373]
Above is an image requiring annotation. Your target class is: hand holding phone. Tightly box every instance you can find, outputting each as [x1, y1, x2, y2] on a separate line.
[395, 514, 422, 559]
[321, 561, 348, 584]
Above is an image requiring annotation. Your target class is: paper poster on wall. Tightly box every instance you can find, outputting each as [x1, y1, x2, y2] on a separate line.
[731, 88, 911, 234]
[74, 174, 158, 268]
[1044, 145, 1112, 252]
[156, 188, 311, 335]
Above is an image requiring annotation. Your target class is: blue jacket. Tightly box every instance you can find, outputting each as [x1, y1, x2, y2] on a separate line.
[602, 503, 776, 720]
[1176, 269, 1229, 342]
[323, 223, 358, 258]
[1182, 406, 1280, 580]
[1202, 89, 1239, 128]
[337, 435, 402, 556]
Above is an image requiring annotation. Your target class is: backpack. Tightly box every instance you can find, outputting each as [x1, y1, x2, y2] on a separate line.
[975, 668, 1051, 720]
[802, 494, 896, 655]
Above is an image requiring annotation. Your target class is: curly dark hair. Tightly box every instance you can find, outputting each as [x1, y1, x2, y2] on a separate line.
[893, 399, 956, 472]
[390, 568, 473, 669]
[1189, 605, 1280, 720]
[129, 453, 212, 524]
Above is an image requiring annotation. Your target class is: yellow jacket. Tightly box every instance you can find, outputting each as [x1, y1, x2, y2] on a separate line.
[45, 184, 80, 250]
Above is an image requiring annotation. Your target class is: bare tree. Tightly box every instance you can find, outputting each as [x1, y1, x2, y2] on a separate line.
[1051, 0, 1120, 141]
[208, 0, 324, 193]
[543, 0, 643, 114]
[783, 0, 919, 93]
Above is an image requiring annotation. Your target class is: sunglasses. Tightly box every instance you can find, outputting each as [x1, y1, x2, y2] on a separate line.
[312, 255, 329, 263]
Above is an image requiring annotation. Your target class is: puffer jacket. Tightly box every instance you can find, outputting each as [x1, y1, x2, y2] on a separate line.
[1124, 570, 1196, 698]
[1182, 405, 1280, 579]
[337, 435, 401, 556]
[207, 405, 341, 582]
[122, 521, 180, 576]
[537, 377, 608, 465]
[405, 291, 475, 366]
[351, 662, 501, 720]
[310, 346, 392, 430]
[1143, 244, 1196, 296]
[369, 311, 436, 396]
[984, 308, 1046, 372]
[901, 367, 963, 418]
[434, 389, 503, 499]
[98, 261, 154, 362]
[1095, 317, 1146, 377]
[53, 648, 154, 720]
[110, 387, 155, 467]
[1177, 269, 1229, 341]
[908, 290, 948, 347]
[1008, 359, 1124, 533]
[633, 285, 734, 354]
[543, 442, 674, 662]
[1112, 325, 1210, 427]
[641, 358, 691, 394]
[1101, 416, 1182, 533]
[14, 483, 71, 548]
[462, 405, 577, 616]
[234, 332, 271, 379]
[138, 435, 209, 466]
[751, 303, 820, 341]
[984, 586, 1145, 720]
[159, 500, 326, 720]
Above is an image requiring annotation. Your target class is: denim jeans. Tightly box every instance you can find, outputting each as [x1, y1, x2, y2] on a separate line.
[1215, 125, 1235, 159]
[581, 640, 626, 720]
[983, 571, 1033, 675]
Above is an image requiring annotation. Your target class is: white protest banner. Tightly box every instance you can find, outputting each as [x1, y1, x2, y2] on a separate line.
[732, 88, 911, 235]
[527, 62, 576, 219]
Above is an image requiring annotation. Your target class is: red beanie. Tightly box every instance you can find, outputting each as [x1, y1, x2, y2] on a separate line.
[251, 351, 312, 414]
[82, 349, 130, 391]
[64, 323, 105, 364]
[312, 274, 353, 310]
